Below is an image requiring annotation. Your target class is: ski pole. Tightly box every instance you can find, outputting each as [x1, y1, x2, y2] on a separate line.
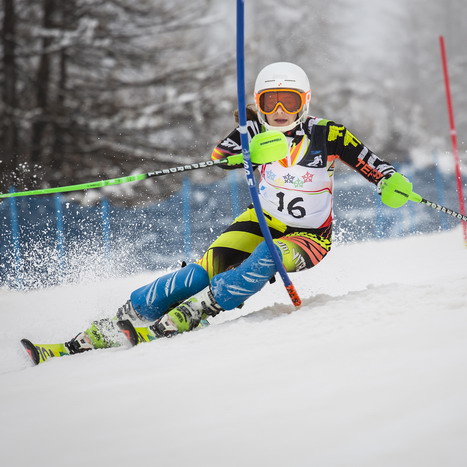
[408, 191, 467, 222]
[0, 158, 230, 200]
[236, 0, 301, 308]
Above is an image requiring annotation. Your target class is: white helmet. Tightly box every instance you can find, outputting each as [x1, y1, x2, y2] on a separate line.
[254, 62, 311, 132]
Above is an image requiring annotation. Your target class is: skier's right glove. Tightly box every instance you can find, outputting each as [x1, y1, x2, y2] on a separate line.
[377, 173, 413, 208]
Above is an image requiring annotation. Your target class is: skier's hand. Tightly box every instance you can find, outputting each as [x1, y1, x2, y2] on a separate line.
[250, 131, 288, 164]
[377, 173, 413, 208]
[226, 154, 244, 166]
[225, 131, 288, 167]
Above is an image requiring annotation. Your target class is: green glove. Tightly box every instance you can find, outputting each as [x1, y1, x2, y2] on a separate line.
[225, 154, 244, 166]
[377, 173, 413, 208]
[225, 131, 289, 167]
[250, 131, 288, 164]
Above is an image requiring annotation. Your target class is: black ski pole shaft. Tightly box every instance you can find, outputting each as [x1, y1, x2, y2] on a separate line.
[419, 198, 467, 222]
[408, 191, 467, 221]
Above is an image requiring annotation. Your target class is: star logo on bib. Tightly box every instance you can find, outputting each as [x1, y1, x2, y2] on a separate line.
[302, 172, 314, 182]
[283, 173, 295, 184]
[266, 169, 276, 180]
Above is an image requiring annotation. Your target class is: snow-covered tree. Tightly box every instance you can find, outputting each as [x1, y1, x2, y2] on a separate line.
[0, 0, 231, 199]
[1, 0, 466, 199]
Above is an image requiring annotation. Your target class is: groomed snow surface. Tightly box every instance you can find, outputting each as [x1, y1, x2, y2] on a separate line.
[1, 228, 466, 467]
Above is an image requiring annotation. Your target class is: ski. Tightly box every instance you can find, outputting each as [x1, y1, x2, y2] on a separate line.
[117, 318, 210, 347]
[21, 318, 211, 365]
[21, 339, 70, 366]
[116, 320, 153, 346]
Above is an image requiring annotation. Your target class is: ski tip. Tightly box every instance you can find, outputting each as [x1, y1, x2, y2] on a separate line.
[117, 320, 139, 347]
[21, 339, 40, 366]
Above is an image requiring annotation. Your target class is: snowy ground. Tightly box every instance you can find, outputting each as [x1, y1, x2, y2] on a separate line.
[1, 227, 466, 467]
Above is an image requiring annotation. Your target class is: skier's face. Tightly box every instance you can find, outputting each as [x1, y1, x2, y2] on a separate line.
[265, 105, 297, 128]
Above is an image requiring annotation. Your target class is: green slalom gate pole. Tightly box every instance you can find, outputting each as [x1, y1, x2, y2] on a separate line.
[0, 158, 228, 200]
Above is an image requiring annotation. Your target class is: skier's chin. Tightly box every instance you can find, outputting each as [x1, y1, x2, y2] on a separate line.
[273, 119, 290, 126]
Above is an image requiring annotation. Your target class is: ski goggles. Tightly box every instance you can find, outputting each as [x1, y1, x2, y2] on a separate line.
[255, 89, 311, 115]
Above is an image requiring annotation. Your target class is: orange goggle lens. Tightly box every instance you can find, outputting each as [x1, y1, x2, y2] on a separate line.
[256, 89, 309, 115]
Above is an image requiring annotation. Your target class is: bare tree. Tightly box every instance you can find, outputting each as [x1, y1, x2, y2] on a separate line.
[1, 0, 19, 187]
[0, 0, 231, 199]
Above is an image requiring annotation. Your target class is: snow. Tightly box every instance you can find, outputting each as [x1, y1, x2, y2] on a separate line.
[1, 227, 467, 467]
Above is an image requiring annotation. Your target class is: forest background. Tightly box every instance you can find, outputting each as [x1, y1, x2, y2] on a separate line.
[1, 0, 466, 204]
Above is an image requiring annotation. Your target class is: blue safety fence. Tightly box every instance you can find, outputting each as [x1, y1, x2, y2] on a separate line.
[0, 161, 461, 289]
[334, 161, 459, 241]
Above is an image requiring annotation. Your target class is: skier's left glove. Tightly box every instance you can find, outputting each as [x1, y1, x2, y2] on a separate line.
[225, 131, 289, 167]
[377, 172, 413, 208]
[225, 154, 244, 166]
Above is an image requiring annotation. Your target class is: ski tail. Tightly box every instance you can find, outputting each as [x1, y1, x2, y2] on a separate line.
[21, 339, 70, 365]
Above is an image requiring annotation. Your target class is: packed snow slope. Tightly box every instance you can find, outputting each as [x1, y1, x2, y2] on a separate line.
[1, 228, 466, 467]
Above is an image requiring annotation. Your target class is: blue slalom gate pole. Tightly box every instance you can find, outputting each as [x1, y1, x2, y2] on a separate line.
[236, 0, 301, 307]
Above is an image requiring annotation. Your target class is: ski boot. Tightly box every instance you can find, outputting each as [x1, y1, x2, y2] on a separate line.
[151, 286, 223, 338]
[65, 331, 95, 354]
[65, 300, 149, 353]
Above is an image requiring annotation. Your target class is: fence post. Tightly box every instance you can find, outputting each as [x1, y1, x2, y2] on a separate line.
[101, 197, 111, 257]
[229, 170, 241, 219]
[432, 151, 449, 230]
[182, 177, 192, 258]
[402, 164, 416, 235]
[54, 194, 65, 274]
[374, 191, 385, 238]
[8, 186, 22, 287]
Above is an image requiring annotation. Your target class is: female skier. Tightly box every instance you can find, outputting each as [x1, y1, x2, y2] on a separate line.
[61, 62, 414, 353]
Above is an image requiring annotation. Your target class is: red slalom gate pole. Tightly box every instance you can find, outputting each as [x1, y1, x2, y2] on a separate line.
[439, 35, 467, 246]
